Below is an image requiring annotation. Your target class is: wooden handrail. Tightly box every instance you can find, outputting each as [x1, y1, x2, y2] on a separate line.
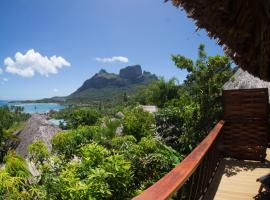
[133, 120, 225, 200]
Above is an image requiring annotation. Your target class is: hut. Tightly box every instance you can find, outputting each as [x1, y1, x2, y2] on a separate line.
[166, 0, 270, 81]
[224, 68, 270, 101]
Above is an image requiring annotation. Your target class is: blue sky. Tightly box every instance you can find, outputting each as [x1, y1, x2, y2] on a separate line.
[0, 0, 224, 100]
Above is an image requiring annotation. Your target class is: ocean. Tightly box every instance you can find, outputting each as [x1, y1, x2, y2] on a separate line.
[0, 100, 8, 106]
[0, 101, 64, 113]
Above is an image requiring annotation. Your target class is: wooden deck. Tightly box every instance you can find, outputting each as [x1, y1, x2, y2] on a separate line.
[204, 149, 270, 200]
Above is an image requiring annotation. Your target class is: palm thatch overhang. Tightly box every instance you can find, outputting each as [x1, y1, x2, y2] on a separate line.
[166, 0, 270, 81]
[224, 68, 270, 101]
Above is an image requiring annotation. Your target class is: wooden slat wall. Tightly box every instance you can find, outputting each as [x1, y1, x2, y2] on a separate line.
[222, 88, 269, 160]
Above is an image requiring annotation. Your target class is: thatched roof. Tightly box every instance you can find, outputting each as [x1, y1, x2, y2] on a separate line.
[224, 68, 270, 101]
[14, 114, 60, 158]
[167, 0, 270, 81]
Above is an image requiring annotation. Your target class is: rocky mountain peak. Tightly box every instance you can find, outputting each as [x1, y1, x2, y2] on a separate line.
[119, 65, 142, 80]
[71, 65, 157, 98]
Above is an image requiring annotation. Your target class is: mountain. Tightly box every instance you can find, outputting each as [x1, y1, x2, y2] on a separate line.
[67, 65, 157, 103]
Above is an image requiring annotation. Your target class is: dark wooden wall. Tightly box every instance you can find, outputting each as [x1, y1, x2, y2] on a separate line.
[222, 88, 269, 161]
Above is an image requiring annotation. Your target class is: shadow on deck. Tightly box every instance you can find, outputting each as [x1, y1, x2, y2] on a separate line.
[204, 149, 270, 200]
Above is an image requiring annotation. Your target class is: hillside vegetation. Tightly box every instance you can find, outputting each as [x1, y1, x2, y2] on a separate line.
[28, 65, 157, 105]
[0, 45, 234, 199]
[68, 65, 157, 103]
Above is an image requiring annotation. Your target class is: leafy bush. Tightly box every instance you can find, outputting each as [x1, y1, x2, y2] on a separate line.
[123, 108, 154, 141]
[28, 140, 50, 165]
[78, 143, 109, 177]
[0, 151, 45, 199]
[4, 151, 31, 178]
[0, 106, 29, 161]
[155, 106, 184, 150]
[153, 44, 233, 154]
[112, 136, 181, 191]
[50, 143, 134, 199]
[102, 154, 134, 199]
[99, 117, 122, 140]
[59, 108, 101, 129]
[52, 126, 101, 159]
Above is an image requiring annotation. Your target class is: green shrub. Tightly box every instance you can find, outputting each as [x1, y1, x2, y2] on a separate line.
[66, 109, 101, 129]
[123, 108, 154, 141]
[4, 151, 31, 178]
[28, 140, 50, 165]
[112, 136, 181, 191]
[52, 126, 100, 159]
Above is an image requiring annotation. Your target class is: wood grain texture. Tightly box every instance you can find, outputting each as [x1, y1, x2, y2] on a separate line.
[204, 149, 270, 200]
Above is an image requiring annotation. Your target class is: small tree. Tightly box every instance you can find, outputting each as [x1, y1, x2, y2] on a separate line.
[156, 44, 233, 153]
[171, 44, 233, 135]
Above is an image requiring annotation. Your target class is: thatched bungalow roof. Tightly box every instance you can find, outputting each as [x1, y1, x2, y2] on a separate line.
[167, 0, 270, 81]
[224, 68, 270, 101]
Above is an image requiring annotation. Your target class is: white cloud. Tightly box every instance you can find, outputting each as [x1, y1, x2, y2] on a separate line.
[2, 78, 8, 82]
[53, 88, 59, 93]
[0, 68, 3, 75]
[95, 56, 129, 64]
[4, 49, 71, 78]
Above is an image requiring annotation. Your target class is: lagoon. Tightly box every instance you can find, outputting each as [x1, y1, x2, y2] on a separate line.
[0, 101, 64, 113]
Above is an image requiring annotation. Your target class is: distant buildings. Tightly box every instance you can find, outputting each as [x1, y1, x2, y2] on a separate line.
[140, 105, 158, 113]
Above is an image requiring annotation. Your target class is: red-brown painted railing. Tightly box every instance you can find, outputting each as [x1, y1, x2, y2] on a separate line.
[133, 120, 225, 200]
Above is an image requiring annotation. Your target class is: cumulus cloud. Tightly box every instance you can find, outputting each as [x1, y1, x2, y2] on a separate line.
[4, 49, 71, 78]
[95, 56, 129, 64]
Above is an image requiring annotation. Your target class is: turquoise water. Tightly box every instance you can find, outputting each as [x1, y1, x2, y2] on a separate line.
[48, 119, 66, 126]
[0, 100, 8, 106]
[0, 101, 64, 113]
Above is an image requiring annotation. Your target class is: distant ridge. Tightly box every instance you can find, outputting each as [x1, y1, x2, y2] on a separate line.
[22, 65, 157, 104]
[67, 65, 157, 103]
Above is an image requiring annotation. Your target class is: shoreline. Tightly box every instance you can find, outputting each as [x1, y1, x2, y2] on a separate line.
[1, 102, 65, 114]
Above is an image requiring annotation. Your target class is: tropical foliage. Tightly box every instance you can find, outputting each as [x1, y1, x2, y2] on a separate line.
[0, 106, 29, 162]
[133, 44, 233, 153]
[0, 44, 234, 199]
[123, 107, 154, 140]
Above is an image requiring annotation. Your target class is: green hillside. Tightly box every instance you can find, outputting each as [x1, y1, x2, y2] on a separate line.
[66, 65, 157, 103]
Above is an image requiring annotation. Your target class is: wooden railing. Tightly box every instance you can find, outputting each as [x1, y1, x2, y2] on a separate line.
[133, 120, 225, 200]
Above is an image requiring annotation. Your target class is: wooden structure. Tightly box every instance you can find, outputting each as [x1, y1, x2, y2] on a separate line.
[204, 153, 270, 200]
[133, 121, 225, 200]
[222, 88, 269, 160]
[165, 0, 270, 81]
[133, 88, 269, 200]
